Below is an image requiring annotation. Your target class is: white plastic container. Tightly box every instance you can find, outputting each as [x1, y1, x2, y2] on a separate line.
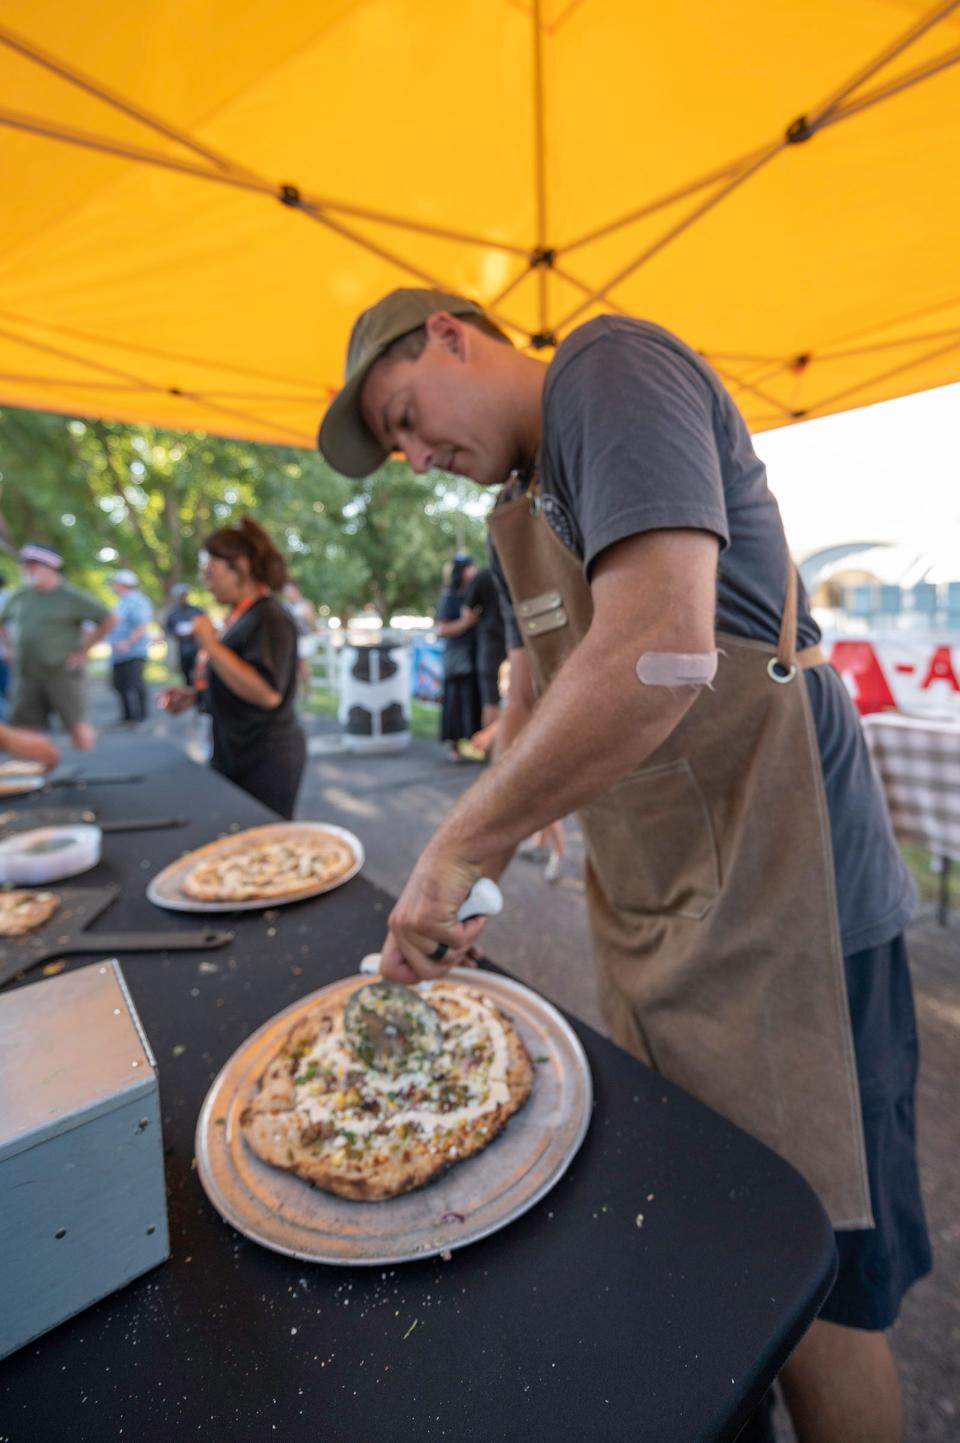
[338, 640, 411, 754]
[0, 824, 102, 886]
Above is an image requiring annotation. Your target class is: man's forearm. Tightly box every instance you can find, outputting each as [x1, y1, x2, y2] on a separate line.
[469, 685, 536, 880]
[492, 691, 533, 760]
[435, 628, 698, 866]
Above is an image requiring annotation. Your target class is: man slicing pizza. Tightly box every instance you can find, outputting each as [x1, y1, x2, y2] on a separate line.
[317, 288, 929, 1443]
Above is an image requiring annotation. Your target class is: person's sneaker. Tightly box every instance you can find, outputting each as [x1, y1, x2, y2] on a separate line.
[543, 850, 562, 884]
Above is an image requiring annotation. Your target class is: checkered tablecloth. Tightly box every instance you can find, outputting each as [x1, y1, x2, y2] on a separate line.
[862, 712, 960, 862]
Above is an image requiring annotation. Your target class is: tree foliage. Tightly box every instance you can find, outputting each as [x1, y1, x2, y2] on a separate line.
[0, 407, 491, 616]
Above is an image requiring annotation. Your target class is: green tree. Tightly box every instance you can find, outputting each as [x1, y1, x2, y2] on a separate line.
[337, 461, 490, 619]
[0, 407, 492, 616]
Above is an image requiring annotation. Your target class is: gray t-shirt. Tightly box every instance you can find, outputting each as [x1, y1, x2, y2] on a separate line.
[490, 316, 914, 954]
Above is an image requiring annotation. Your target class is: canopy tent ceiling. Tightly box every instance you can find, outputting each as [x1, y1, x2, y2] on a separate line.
[1, 0, 959, 452]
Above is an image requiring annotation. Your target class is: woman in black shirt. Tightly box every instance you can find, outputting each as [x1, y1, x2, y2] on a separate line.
[158, 518, 306, 818]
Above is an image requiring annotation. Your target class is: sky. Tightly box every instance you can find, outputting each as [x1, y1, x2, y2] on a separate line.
[752, 380, 960, 570]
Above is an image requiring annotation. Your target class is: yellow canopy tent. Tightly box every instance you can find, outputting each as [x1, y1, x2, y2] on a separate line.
[1, 0, 958, 451]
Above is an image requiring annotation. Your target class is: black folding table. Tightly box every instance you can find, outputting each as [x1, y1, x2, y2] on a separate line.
[0, 739, 836, 1442]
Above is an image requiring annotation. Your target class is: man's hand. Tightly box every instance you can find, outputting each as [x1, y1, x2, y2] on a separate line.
[66, 648, 87, 670]
[192, 614, 219, 651]
[156, 686, 196, 715]
[30, 736, 61, 771]
[0, 724, 61, 772]
[39, 738, 61, 771]
[379, 845, 488, 984]
[113, 638, 129, 655]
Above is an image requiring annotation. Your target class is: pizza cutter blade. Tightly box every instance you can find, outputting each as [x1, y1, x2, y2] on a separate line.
[346, 877, 502, 1073]
[343, 979, 443, 1072]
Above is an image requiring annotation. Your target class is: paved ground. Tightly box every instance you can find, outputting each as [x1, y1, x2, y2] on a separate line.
[77, 681, 960, 1439]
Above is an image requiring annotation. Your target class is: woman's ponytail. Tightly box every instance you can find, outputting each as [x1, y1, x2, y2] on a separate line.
[203, 516, 288, 590]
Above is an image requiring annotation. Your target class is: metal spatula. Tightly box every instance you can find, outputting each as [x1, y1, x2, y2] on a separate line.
[345, 878, 502, 1073]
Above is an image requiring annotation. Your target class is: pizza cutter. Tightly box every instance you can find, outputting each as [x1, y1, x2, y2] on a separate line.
[345, 877, 503, 1073]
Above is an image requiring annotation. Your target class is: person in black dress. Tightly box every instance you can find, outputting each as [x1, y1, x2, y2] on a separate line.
[460, 563, 507, 732]
[435, 555, 481, 762]
[157, 518, 306, 818]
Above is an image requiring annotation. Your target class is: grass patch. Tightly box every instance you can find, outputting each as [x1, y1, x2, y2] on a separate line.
[145, 660, 178, 685]
[300, 686, 338, 721]
[900, 843, 960, 906]
[88, 654, 177, 686]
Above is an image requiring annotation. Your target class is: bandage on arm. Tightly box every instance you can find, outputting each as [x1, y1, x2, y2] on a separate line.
[635, 651, 718, 687]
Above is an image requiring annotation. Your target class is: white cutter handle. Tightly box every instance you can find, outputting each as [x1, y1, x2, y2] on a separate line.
[456, 877, 503, 922]
[359, 879, 503, 975]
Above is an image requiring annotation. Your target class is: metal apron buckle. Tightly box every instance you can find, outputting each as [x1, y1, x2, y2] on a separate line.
[767, 657, 798, 684]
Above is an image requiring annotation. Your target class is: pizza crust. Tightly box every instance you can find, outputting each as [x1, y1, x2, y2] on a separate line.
[240, 982, 534, 1201]
[182, 832, 356, 902]
[0, 889, 61, 937]
[0, 760, 45, 778]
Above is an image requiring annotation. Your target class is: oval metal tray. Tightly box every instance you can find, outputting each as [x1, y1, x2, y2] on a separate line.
[195, 969, 592, 1265]
[146, 821, 364, 913]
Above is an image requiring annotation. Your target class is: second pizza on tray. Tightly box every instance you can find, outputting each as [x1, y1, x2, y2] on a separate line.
[182, 831, 358, 903]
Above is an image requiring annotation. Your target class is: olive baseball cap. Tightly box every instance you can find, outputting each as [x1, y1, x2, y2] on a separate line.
[317, 288, 485, 478]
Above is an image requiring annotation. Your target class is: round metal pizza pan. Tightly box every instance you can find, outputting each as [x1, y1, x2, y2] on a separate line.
[0, 775, 47, 797]
[195, 969, 593, 1265]
[146, 822, 364, 913]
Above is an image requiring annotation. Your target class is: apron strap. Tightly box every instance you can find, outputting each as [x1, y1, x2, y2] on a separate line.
[777, 563, 799, 673]
[773, 567, 827, 678]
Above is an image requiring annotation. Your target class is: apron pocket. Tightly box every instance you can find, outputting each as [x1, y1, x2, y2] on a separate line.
[579, 759, 719, 919]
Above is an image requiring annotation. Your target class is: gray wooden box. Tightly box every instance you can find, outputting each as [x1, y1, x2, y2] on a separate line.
[0, 958, 170, 1359]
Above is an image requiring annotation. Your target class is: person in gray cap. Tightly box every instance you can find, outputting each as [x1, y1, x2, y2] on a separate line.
[0, 544, 115, 750]
[318, 289, 927, 1443]
[164, 583, 204, 686]
[109, 568, 153, 725]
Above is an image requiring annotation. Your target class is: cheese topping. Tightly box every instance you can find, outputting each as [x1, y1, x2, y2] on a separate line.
[291, 985, 511, 1155]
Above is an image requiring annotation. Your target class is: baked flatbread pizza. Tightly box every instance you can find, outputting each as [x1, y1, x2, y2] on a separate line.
[0, 889, 60, 937]
[241, 981, 534, 1201]
[182, 832, 356, 903]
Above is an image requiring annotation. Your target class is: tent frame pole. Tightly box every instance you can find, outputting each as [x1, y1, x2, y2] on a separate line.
[0, 319, 312, 444]
[550, 0, 960, 331]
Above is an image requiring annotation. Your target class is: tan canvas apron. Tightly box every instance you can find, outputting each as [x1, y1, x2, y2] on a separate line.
[489, 483, 872, 1228]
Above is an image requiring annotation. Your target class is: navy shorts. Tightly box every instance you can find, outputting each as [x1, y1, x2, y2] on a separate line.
[818, 933, 932, 1331]
[477, 669, 502, 708]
